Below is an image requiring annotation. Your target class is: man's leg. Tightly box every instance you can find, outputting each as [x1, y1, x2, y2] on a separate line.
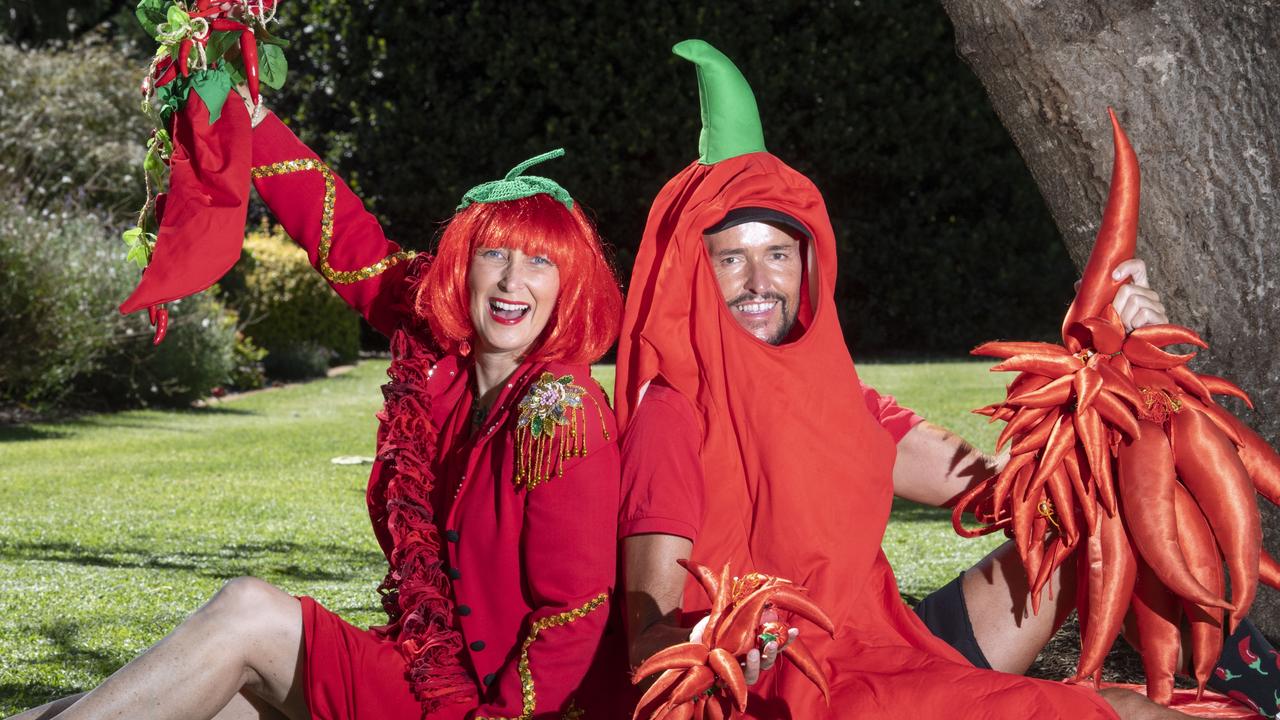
[7, 577, 308, 720]
[914, 539, 1075, 674]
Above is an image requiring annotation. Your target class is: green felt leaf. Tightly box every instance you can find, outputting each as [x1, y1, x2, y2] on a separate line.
[258, 43, 287, 90]
[190, 68, 232, 124]
[204, 31, 240, 64]
[135, 0, 169, 39]
[152, 78, 190, 122]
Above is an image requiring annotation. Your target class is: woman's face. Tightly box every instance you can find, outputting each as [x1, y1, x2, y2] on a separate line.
[467, 246, 561, 358]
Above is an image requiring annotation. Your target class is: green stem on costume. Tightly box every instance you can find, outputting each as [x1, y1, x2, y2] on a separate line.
[672, 39, 766, 165]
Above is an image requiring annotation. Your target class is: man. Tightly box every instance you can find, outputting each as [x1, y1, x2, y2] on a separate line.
[615, 39, 1207, 719]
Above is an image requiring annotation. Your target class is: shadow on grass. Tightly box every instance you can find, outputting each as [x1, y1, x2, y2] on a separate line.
[1, 620, 132, 711]
[0, 682, 86, 715]
[0, 539, 382, 583]
[0, 425, 70, 443]
[1, 405, 259, 441]
[889, 498, 952, 523]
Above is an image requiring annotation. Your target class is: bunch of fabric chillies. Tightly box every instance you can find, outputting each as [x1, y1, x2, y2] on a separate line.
[119, 0, 288, 343]
[953, 108, 1280, 704]
[630, 559, 835, 719]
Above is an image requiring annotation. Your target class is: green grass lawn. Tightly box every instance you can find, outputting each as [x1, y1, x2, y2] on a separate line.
[0, 359, 1006, 713]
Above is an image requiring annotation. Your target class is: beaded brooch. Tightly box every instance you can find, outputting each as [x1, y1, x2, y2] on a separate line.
[514, 372, 610, 490]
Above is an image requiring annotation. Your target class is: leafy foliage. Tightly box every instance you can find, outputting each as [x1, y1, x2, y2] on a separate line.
[220, 231, 360, 381]
[229, 324, 269, 391]
[273, 0, 1076, 354]
[0, 201, 127, 405]
[0, 39, 240, 410]
[83, 292, 239, 406]
[0, 40, 151, 218]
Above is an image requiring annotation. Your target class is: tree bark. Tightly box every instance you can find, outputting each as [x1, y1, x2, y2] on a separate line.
[939, 1, 1280, 636]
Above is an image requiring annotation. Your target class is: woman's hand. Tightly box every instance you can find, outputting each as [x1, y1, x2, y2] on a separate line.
[233, 83, 268, 128]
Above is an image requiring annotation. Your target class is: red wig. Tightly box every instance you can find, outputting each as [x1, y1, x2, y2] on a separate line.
[416, 193, 622, 365]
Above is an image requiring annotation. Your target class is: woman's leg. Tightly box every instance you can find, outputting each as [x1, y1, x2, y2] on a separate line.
[11, 577, 309, 720]
[11, 690, 287, 720]
[7, 693, 85, 720]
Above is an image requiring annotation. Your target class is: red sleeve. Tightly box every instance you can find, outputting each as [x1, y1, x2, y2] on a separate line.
[473, 379, 619, 719]
[250, 113, 417, 337]
[618, 381, 704, 542]
[861, 381, 924, 443]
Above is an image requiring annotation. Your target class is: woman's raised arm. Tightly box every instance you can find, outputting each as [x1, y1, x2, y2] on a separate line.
[248, 102, 419, 337]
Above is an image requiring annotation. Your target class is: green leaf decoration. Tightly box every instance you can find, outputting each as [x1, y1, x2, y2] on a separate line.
[204, 31, 240, 64]
[135, 0, 169, 39]
[257, 24, 291, 48]
[163, 4, 188, 30]
[153, 128, 172, 159]
[190, 67, 233, 124]
[227, 60, 247, 87]
[122, 228, 157, 269]
[258, 43, 288, 90]
[152, 77, 191, 123]
[143, 147, 165, 180]
[531, 417, 544, 436]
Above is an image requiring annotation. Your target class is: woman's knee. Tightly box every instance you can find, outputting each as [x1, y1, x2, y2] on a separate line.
[206, 577, 300, 636]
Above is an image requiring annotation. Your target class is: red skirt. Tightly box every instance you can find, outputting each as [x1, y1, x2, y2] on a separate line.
[298, 596, 472, 720]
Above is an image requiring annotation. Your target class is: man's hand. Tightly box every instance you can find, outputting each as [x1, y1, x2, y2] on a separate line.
[1108, 258, 1168, 330]
[689, 613, 800, 686]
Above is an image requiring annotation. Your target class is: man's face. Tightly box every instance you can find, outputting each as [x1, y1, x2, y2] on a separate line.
[703, 221, 803, 345]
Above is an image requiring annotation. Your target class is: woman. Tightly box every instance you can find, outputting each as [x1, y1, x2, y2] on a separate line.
[12, 97, 625, 720]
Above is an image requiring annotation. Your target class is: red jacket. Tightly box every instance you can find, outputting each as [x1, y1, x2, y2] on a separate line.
[251, 114, 623, 719]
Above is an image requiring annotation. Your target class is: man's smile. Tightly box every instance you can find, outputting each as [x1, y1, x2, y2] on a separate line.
[734, 299, 779, 316]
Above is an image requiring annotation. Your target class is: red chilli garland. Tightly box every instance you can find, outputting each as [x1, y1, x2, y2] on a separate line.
[373, 257, 476, 712]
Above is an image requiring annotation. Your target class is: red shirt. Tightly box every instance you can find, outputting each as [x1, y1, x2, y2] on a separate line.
[619, 379, 923, 542]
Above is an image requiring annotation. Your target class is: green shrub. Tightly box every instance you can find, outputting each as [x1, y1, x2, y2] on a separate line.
[85, 293, 238, 407]
[0, 40, 150, 217]
[0, 201, 126, 405]
[222, 231, 360, 381]
[228, 327, 269, 391]
[276, 1, 1075, 355]
[262, 341, 335, 381]
[0, 40, 241, 411]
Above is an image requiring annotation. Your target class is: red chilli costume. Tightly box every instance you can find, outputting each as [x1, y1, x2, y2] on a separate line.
[615, 40, 1117, 719]
[247, 115, 620, 719]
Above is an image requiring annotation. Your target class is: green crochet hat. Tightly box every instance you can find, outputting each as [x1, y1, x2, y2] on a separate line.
[457, 148, 574, 211]
[673, 39, 767, 164]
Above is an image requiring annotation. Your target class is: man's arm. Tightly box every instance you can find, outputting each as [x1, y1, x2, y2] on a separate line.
[893, 258, 1168, 507]
[892, 422, 1000, 507]
[624, 533, 694, 668]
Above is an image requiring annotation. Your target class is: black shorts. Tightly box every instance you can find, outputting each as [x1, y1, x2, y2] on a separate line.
[912, 573, 993, 670]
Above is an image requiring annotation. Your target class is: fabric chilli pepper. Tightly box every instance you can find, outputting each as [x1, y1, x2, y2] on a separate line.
[957, 108, 1280, 705]
[120, 1, 286, 341]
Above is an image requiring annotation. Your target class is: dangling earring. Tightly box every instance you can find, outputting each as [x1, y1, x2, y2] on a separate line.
[459, 339, 471, 357]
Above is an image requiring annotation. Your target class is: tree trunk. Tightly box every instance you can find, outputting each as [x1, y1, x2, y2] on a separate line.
[939, 1, 1280, 636]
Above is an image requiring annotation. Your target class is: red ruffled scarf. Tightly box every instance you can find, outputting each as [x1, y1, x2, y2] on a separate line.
[373, 257, 476, 713]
